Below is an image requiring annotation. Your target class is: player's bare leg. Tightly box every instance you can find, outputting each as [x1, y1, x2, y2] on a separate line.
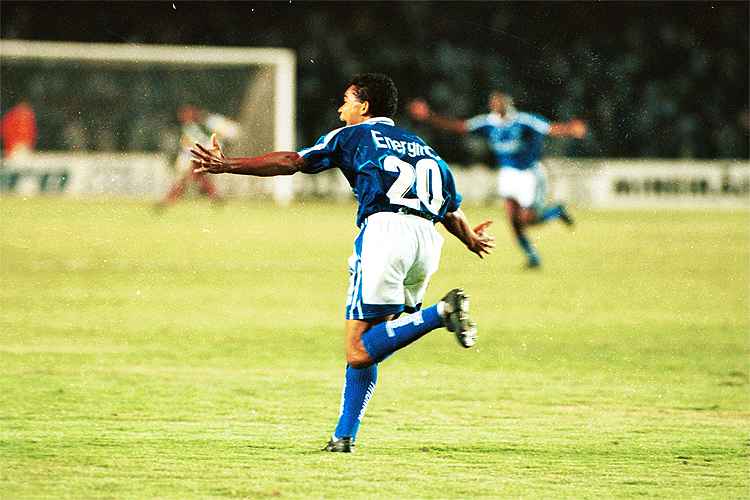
[345, 317, 392, 368]
[154, 174, 189, 211]
[518, 207, 539, 226]
[194, 171, 223, 204]
[505, 199, 540, 268]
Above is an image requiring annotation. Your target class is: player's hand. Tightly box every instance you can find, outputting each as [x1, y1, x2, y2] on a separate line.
[191, 134, 230, 173]
[469, 220, 495, 259]
[569, 119, 588, 139]
[473, 219, 493, 237]
[407, 99, 431, 121]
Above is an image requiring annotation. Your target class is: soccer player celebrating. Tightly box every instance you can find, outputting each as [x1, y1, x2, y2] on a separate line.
[408, 92, 587, 268]
[191, 73, 494, 453]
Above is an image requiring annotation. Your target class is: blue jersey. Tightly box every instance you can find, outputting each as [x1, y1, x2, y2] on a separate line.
[298, 117, 462, 227]
[466, 111, 550, 170]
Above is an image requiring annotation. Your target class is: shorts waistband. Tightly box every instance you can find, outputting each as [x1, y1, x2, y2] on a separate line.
[395, 206, 436, 222]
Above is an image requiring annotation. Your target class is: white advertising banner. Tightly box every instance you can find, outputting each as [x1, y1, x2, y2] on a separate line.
[0, 153, 172, 197]
[1, 153, 748, 209]
[0, 152, 298, 203]
[544, 159, 750, 209]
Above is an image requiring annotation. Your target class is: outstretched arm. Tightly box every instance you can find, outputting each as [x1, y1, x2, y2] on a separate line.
[549, 119, 587, 139]
[191, 134, 306, 177]
[441, 209, 495, 259]
[408, 99, 469, 135]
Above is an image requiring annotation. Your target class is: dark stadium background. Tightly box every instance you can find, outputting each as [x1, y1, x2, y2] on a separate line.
[2, 1, 748, 162]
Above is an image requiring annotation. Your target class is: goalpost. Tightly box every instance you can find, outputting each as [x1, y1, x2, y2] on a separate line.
[0, 39, 296, 202]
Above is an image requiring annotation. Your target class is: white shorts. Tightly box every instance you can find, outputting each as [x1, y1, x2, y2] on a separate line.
[345, 211, 444, 320]
[497, 165, 547, 211]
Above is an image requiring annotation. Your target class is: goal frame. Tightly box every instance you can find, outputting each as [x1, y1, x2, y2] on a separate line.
[0, 39, 296, 152]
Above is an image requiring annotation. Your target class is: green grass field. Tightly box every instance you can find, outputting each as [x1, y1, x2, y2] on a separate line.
[1, 197, 748, 499]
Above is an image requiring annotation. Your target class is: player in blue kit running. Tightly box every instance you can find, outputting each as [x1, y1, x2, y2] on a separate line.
[409, 92, 587, 268]
[191, 73, 495, 452]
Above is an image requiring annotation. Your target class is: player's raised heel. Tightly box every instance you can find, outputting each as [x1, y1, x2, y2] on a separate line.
[322, 437, 353, 453]
[441, 288, 477, 348]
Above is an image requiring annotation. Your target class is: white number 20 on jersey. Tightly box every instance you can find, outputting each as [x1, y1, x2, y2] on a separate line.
[383, 155, 445, 215]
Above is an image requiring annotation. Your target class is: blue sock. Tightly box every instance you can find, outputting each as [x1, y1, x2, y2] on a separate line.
[361, 305, 444, 363]
[334, 363, 377, 440]
[539, 204, 564, 222]
[516, 232, 539, 261]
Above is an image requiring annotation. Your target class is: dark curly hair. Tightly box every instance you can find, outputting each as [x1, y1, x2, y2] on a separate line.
[346, 73, 398, 118]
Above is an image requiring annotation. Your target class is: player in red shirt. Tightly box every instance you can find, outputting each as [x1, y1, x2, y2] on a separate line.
[1, 100, 37, 159]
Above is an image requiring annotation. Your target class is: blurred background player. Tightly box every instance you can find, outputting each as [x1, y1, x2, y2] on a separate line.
[155, 105, 241, 210]
[1, 98, 37, 162]
[191, 73, 494, 452]
[409, 92, 587, 268]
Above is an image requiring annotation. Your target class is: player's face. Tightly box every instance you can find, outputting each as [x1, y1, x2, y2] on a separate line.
[488, 92, 509, 116]
[338, 86, 369, 125]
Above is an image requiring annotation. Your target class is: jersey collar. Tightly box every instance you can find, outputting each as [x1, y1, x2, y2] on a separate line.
[362, 117, 395, 126]
[490, 107, 518, 124]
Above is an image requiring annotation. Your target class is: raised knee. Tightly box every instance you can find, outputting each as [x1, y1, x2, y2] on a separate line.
[347, 350, 373, 369]
[520, 209, 538, 225]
